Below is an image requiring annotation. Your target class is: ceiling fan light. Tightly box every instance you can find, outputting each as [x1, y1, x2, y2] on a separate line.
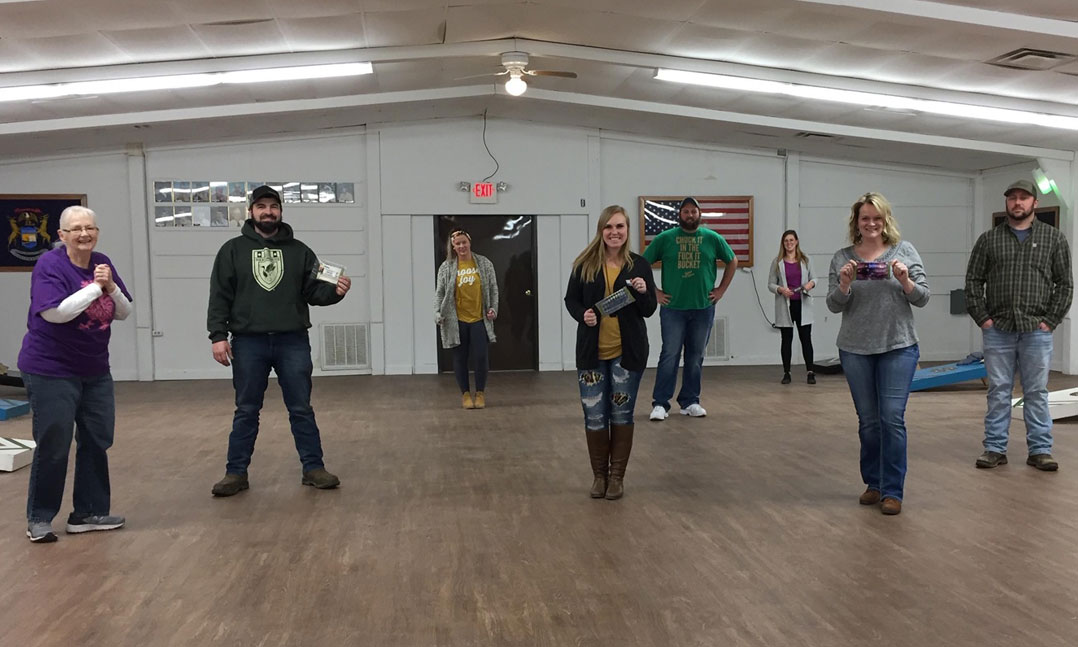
[505, 74, 527, 96]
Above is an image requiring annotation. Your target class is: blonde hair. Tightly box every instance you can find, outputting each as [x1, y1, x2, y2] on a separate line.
[773, 229, 808, 273]
[848, 192, 901, 245]
[445, 229, 471, 262]
[572, 205, 634, 282]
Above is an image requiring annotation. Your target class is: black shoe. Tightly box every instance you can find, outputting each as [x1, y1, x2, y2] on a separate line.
[975, 451, 1007, 469]
[302, 467, 341, 489]
[212, 473, 249, 497]
[781, 372, 791, 384]
[1027, 454, 1059, 471]
[807, 372, 816, 385]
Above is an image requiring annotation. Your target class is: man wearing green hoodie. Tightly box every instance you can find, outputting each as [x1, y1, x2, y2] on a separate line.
[207, 185, 351, 497]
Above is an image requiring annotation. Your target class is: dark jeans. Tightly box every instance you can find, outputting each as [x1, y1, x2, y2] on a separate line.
[840, 344, 919, 501]
[227, 332, 325, 474]
[780, 300, 814, 372]
[652, 305, 714, 410]
[578, 356, 644, 430]
[453, 320, 489, 393]
[24, 372, 115, 524]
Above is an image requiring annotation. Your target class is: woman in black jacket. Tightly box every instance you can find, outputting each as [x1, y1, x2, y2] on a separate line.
[564, 205, 657, 500]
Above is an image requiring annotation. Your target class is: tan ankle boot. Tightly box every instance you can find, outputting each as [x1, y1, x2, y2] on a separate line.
[462, 392, 475, 409]
[585, 429, 610, 498]
[606, 423, 634, 500]
[473, 391, 485, 409]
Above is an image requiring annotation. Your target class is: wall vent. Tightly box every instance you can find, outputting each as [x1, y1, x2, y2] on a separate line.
[704, 315, 730, 362]
[987, 48, 1076, 71]
[319, 323, 369, 370]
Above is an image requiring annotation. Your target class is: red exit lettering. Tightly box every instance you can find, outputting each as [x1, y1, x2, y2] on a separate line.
[473, 182, 494, 198]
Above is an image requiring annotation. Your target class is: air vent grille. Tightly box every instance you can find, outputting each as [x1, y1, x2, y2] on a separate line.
[987, 48, 1076, 71]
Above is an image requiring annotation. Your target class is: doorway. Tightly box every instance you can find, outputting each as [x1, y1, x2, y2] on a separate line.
[434, 215, 538, 371]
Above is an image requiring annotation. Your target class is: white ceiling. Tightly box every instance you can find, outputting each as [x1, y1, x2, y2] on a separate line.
[0, 0, 1076, 170]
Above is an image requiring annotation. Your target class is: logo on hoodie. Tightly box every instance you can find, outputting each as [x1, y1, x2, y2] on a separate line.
[252, 248, 283, 291]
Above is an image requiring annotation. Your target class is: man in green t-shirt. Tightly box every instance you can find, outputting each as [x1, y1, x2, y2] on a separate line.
[642, 197, 738, 420]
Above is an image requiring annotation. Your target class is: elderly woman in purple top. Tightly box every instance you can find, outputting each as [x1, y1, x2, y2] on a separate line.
[18, 205, 133, 543]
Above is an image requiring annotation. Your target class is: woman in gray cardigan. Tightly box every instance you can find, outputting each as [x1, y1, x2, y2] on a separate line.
[435, 230, 499, 409]
[768, 230, 816, 385]
[827, 192, 929, 516]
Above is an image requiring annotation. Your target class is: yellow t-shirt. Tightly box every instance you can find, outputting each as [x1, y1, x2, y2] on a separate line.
[597, 262, 622, 360]
[455, 258, 483, 323]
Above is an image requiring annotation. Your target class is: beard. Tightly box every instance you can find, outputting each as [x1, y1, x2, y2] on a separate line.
[254, 218, 280, 234]
[1007, 207, 1032, 222]
[679, 216, 699, 232]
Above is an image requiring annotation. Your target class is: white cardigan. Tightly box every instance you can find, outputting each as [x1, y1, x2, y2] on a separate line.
[767, 257, 816, 328]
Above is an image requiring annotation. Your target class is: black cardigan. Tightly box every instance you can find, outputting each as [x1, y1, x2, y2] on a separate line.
[564, 252, 658, 371]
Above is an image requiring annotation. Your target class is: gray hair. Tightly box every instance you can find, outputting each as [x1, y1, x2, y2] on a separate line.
[59, 205, 96, 230]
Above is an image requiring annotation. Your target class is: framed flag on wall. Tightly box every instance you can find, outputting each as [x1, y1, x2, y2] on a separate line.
[639, 195, 754, 267]
[1, 194, 87, 271]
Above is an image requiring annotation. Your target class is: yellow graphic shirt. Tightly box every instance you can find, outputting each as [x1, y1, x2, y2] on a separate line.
[455, 258, 483, 323]
[597, 262, 623, 360]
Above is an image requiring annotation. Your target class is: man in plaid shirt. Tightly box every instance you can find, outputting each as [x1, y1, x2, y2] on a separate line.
[965, 179, 1073, 471]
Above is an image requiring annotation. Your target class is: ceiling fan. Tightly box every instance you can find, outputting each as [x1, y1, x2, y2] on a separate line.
[460, 51, 577, 96]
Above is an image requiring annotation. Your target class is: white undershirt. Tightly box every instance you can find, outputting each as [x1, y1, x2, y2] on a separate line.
[40, 283, 132, 324]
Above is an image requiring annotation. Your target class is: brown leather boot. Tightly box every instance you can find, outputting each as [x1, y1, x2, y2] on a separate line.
[585, 429, 610, 498]
[606, 423, 634, 500]
[462, 392, 475, 409]
[474, 391, 486, 409]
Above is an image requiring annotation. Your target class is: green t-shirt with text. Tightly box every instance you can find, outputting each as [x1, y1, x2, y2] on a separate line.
[642, 227, 735, 310]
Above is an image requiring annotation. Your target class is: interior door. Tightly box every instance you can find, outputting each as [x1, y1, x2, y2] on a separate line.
[435, 215, 538, 371]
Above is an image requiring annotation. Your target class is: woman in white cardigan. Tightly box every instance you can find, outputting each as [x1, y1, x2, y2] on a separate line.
[434, 229, 499, 409]
[768, 230, 817, 384]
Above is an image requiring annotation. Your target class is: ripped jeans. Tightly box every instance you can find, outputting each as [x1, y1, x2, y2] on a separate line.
[578, 356, 644, 431]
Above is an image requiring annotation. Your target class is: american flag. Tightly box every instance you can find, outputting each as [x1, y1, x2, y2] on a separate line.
[640, 196, 754, 266]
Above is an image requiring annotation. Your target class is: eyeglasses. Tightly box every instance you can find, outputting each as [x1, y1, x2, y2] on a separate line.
[61, 226, 99, 234]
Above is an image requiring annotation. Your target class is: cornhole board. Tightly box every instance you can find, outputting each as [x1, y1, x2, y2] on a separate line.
[0, 398, 30, 421]
[0, 437, 35, 472]
[910, 361, 987, 392]
[1011, 389, 1078, 421]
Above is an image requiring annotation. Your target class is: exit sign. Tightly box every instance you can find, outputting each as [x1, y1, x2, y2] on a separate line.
[469, 182, 497, 204]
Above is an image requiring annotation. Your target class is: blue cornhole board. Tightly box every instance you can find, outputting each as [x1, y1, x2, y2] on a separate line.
[910, 360, 986, 392]
[0, 398, 30, 420]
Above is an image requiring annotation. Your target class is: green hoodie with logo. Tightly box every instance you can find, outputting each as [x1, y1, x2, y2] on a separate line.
[207, 219, 343, 342]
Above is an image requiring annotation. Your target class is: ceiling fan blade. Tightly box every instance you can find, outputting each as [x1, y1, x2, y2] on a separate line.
[526, 70, 578, 78]
[453, 71, 508, 81]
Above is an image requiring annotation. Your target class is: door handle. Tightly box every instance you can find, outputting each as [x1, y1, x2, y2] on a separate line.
[525, 289, 532, 296]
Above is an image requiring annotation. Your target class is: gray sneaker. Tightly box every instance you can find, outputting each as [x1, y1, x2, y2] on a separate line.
[27, 521, 57, 543]
[65, 513, 125, 534]
[302, 467, 340, 489]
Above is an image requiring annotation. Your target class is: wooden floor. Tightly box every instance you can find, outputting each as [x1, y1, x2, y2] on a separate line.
[1, 365, 1077, 647]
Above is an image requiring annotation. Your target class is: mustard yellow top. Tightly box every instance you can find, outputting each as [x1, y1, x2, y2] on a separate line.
[455, 258, 483, 323]
[597, 262, 622, 360]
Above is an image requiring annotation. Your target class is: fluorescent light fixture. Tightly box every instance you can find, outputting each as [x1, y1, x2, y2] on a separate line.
[505, 73, 527, 96]
[655, 68, 1078, 132]
[1032, 168, 1053, 193]
[0, 62, 373, 103]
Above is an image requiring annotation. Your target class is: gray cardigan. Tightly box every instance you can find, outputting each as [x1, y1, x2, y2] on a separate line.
[434, 253, 498, 349]
[767, 256, 816, 327]
[826, 241, 930, 355]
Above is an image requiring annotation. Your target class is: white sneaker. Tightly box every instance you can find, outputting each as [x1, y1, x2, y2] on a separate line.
[680, 404, 707, 417]
[649, 405, 668, 421]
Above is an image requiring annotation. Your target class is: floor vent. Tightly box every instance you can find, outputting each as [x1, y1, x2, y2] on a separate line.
[705, 315, 730, 361]
[319, 323, 369, 370]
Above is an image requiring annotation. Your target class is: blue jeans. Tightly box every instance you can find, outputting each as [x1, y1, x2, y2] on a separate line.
[24, 372, 115, 523]
[227, 332, 325, 474]
[840, 344, 919, 501]
[652, 305, 714, 410]
[453, 320, 489, 393]
[579, 357, 644, 430]
[982, 327, 1053, 456]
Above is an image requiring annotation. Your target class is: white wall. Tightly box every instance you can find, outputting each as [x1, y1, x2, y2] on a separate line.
[3, 119, 1056, 380]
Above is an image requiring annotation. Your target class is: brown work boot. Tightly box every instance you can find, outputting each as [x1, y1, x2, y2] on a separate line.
[585, 429, 610, 498]
[474, 391, 486, 409]
[880, 497, 902, 515]
[211, 473, 249, 497]
[605, 423, 634, 500]
[975, 451, 1008, 469]
[461, 392, 475, 409]
[301, 467, 340, 489]
[858, 488, 881, 505]
[1026, 453, 1059, 471]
